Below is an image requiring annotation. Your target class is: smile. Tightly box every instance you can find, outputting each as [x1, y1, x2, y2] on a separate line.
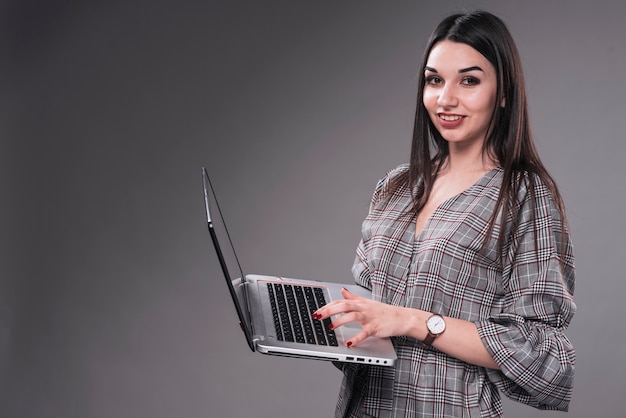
[438, 114, 464, 121]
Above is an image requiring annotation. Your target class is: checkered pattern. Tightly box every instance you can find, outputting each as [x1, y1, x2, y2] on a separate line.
[335, 165, 576, 418]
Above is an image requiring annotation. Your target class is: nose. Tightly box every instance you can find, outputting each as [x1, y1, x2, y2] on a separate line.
[437, 83, 458, 108]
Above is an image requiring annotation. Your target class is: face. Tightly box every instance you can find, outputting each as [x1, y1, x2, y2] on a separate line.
[423, 40, 499, 150]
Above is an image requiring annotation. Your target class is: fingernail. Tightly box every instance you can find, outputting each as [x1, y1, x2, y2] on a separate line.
[312, 313, 322, 320]
[346, 341, 353, 347]
[328, 323, 334, 330]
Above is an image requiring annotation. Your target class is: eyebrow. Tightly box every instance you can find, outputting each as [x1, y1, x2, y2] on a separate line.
[424, 66, 485, 73]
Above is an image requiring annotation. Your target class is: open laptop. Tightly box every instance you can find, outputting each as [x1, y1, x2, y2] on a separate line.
[202, 167, 397, 366]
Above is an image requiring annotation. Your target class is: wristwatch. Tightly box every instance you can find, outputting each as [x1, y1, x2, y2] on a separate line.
[423, 314, 446, 346]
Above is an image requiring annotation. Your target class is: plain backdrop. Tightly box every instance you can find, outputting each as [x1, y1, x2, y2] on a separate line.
[2, 1, 625, 417]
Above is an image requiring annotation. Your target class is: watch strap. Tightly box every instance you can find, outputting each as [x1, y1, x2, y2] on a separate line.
[423, 332, 437, 346]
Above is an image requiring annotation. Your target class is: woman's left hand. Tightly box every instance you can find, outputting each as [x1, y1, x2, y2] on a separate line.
[313, 288, 417, 347]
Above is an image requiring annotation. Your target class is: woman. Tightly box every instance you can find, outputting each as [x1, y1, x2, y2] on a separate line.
[313, 11, 576, 417]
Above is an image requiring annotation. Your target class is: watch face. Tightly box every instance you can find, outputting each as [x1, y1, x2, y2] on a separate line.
[427, 315, 446, 335]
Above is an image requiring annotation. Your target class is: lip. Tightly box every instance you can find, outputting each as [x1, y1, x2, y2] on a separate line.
[437, 113, 465, 129]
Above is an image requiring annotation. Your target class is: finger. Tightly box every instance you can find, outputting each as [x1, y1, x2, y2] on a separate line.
[345, 329, 370, 348]
[311, 302, 333, 319]
[341, 287, 365, 301]
[312, 301, 347, 320]
[313, 298, 360, 319]
[328, 311, 361, 330]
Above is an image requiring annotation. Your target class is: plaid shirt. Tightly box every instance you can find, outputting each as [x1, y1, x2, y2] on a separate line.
[335, 165, 576, 418]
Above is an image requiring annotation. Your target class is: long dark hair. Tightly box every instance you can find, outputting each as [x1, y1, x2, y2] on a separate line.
[389, 10, 566, 255]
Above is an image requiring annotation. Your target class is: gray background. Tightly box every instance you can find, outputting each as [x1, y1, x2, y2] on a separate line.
[2, 0, 624, 417]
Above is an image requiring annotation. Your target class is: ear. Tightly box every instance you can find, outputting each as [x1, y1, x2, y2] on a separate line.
[500, 96, 506, 108]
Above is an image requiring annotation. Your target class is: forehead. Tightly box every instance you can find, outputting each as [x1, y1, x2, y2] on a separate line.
[426, 40, 493, 72]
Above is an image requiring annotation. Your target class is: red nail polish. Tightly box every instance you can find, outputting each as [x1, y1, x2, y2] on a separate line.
[328, 323, 334, 330]
[346, 341, 353, 347]
[312, 313, 321, 320]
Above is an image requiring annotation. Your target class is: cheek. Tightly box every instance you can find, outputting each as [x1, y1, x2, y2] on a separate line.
[463, 95, 494, 122]
[422, 89, 437, 111]
[469, 89, 497, 114]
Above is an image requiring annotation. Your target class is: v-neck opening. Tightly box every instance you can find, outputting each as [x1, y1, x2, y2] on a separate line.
[414, 166, 501, 239]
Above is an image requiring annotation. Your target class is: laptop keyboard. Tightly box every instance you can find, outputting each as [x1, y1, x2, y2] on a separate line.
[267, 283, 338, 346]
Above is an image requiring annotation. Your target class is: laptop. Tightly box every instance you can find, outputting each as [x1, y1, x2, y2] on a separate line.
[202, 167, 397, 366]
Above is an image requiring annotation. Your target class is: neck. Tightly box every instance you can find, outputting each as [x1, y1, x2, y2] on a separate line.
[441, 145, 497, 176]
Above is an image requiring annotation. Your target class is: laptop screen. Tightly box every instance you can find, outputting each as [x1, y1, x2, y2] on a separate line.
[202, 168, 254, 351]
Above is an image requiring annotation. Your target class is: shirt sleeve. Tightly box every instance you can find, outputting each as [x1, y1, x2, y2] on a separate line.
[352, 165, 409, 290]
[475, 175, 576, 411]
[352, 176, 386, 289]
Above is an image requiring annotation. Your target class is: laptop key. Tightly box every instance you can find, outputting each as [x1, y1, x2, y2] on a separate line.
[268, 283, 337, 346]
[284, 285, 306, 344]
[273, 283, 294, 342]
[267, 284, 284, 341]
[295, 286, 317, 344]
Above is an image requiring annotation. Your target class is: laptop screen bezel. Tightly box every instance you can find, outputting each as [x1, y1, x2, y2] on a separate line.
[202, 167, 255, 351]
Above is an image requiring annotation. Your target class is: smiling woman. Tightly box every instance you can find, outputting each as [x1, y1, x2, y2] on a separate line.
[423, 41, 499, 150]
[313, 10, 576, 418]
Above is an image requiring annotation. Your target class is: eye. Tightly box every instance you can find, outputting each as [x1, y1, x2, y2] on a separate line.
[425, 75, 443, 85]
[462, 76, 480, 86]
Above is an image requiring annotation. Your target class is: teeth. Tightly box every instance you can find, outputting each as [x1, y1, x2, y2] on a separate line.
[439, 114, 462, 121]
